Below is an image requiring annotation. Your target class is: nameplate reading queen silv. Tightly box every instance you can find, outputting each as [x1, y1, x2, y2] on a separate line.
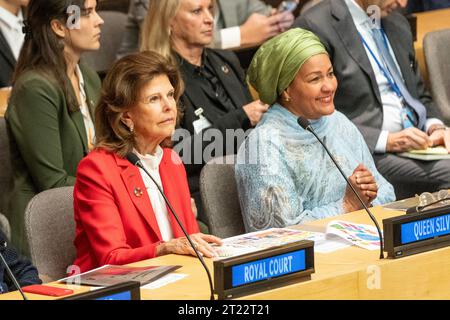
[383, 206, 450, 258]
[213, 240, 315, 300]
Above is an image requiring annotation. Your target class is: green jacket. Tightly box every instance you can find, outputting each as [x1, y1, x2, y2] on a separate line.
[4, 64, 101, 256]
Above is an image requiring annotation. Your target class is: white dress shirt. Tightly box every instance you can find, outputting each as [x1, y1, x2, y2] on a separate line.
[213, 5, 241, 49]
[345, 0, 442, 153]
[75, 65, 96, 151]
[219, 26, 241, 49]
[0, 6, 25, 60]
[135, 146, 174, 242]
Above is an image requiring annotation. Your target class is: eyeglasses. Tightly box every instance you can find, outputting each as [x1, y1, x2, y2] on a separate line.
[416, 190, 450, 212]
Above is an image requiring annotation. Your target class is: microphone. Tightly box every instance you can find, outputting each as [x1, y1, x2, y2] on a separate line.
[297, 117, 385, 259]
[0, 240, 28, 300]
[126, 153, 216, 300]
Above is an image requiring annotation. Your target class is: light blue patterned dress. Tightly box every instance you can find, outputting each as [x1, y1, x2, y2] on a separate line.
[235, 104, 395, 232]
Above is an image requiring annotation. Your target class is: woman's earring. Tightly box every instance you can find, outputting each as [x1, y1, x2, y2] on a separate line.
[129, 124, 134, 134]
[284, 96, 291, 103]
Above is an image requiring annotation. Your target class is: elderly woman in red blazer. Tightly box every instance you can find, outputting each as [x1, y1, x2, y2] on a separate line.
[73, 51, 222, 273]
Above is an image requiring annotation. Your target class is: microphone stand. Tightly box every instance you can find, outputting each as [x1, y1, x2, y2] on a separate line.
[0, 241, 28, 299]
[126, 154, 216, 300]
[297, 118, 385, 259]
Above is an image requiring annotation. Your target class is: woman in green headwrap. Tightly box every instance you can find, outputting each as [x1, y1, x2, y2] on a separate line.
[235, 29, 395, 232]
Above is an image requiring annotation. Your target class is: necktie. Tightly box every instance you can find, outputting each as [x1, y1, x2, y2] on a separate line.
[371, 28, 427, 130]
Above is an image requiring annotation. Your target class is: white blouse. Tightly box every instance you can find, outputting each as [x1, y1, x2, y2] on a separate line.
[76, 65, 95, 151]
[0, 7, 25, 60]
[135, 146, 174, 242]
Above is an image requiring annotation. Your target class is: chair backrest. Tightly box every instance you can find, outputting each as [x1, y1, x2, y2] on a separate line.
[0, 212, 10, 241]
[199, 155, 245, 238]
[25, 187, 76, 281]
[82, 11, 128, 74]
[0, 117, 12, 215]
[424, 28, 450, 124]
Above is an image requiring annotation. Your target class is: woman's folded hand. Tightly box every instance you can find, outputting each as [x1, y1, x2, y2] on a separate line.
[344, 164, 378, 212]
[157, 233, 223, 258]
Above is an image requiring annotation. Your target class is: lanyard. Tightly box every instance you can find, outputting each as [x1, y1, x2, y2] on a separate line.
[359, 30, 403, 99]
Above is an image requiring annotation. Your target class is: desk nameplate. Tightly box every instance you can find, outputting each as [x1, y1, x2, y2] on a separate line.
[214, 240, 314, 300]
[384, 207, 450, 258]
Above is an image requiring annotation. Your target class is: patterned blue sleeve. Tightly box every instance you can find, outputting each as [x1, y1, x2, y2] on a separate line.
[235, 133, 344, 232]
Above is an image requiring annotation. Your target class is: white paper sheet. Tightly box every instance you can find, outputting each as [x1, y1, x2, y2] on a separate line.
[141, 273, 188, 290]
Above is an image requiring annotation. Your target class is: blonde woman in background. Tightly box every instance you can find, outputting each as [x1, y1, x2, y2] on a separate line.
[116, 0, 294, 58]
[140, 0, 270, 229]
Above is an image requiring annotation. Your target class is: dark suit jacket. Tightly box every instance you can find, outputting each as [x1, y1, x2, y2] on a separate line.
[5, 65, 101, 255]
[179, 48, 252, 137]
[0, 229, 41, 293]
[407, 0, 450, 13]
[294, 0, 440, 152]
[0, 30, 16, 88]
[175, 48, 252, 199]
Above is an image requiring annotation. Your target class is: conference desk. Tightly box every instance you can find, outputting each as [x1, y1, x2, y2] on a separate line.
[1, 205, 450, 300]
[414, 8, 450, 84]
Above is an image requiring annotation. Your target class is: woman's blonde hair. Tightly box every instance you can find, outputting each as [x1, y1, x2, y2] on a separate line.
[140, 0, 216, 64]
[140, 0, 181, 64]
[95, 51, 184, 157]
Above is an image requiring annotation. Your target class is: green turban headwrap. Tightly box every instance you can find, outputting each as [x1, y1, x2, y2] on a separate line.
[247, 28, 328, 105]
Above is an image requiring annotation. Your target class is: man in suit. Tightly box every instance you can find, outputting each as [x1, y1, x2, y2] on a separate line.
[0, 0, 28, 88]
[116, 0, 295, 59]
[294, 0, 450, 199]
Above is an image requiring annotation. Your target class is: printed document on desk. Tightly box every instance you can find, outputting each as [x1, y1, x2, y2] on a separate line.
[60, 264, 181, 287]
[213, 228, 350, 259]
[326, 220, 382, 251]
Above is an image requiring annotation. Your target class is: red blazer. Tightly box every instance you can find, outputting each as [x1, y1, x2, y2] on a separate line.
[73, 148, 199, 273]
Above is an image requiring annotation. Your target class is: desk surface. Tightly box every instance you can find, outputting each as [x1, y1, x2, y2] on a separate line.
[2, 205, 449, 300]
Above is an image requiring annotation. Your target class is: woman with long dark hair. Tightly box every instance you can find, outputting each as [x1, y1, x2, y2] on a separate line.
[5, 0, 103, 255]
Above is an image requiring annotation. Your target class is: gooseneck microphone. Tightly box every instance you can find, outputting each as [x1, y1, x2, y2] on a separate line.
[297, 117, 385, 259]
[126, 153, 216, 300]
[0, 241, 28, 300]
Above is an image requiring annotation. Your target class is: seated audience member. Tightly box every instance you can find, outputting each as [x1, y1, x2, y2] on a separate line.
[73, 51, 222, 273]
[0, 229, 41, 294]
[236, 29, 395, 232]
[407, 0, 450, 13]
[141, 0, 270, 226]
[5, 0, 103, 255]
[0, 0, 28, 88]
[294, 0, 450, 199]
[116, 0, 295, 59]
